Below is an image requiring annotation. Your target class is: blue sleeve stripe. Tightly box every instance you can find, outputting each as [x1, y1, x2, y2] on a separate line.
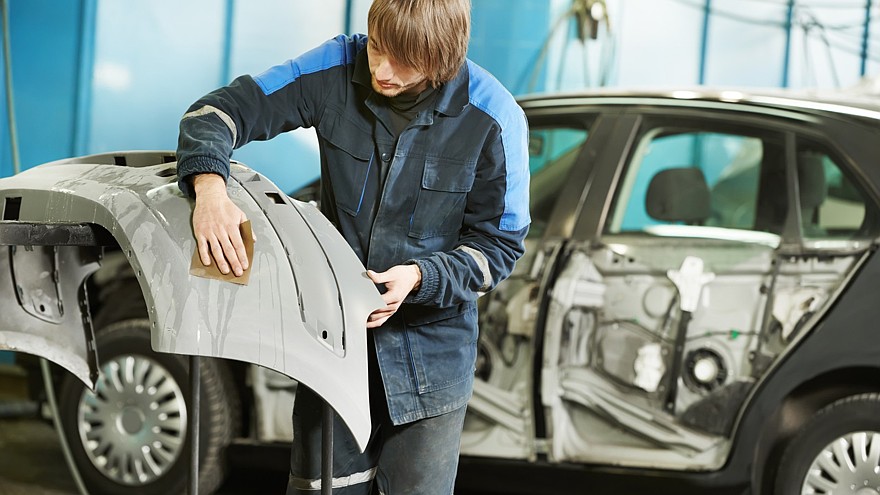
[254, 34, 366, 95]
[466, 60, 531, 232]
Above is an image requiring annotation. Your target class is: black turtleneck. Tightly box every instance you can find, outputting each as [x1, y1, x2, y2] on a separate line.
[383, 85, 437, 137]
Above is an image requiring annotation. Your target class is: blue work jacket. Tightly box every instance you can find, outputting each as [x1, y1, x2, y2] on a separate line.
[176, 34, 529, 425]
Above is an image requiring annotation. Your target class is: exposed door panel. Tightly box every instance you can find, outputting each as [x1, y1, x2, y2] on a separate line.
[540, 118, 868, 471]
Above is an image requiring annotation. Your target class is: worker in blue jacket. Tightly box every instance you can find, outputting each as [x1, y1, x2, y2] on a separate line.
[176, 0, 529, 492]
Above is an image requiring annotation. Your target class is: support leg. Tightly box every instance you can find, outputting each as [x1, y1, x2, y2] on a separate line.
[190, 355, 201, 495]
[322, 401, 333, 495]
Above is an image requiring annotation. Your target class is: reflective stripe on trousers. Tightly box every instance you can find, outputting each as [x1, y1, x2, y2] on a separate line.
[288, 467, 377, 490]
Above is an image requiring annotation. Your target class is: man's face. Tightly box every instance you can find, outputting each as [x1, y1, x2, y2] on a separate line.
[367, 35, 429, 97]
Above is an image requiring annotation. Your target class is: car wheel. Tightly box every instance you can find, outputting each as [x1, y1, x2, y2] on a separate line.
[775, 393, 880, 495]
[58, 318, 239, 495]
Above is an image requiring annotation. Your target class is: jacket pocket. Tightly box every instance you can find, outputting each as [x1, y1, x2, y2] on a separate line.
[408, 156, 477, 239]
[402, 302, 478, 394]
[318, 110, 373, 216]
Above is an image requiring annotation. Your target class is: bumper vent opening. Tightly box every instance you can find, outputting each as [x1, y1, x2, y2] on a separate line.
[3, 197, 21, 220]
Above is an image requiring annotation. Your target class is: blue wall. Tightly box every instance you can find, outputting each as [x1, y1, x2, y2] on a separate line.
[0, 0, 878, 184]
[1, 0, 83, 175]
[469, 0, 550, 95]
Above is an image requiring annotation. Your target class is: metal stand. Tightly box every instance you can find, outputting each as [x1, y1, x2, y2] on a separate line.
[186, 356, 335, 495]
[190, 355, 200, 495]
[322, 402, 334, 495]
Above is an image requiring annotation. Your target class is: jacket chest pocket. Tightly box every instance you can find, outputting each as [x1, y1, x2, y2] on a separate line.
[318, 112, 374, 216]
[408, 157, 476, 239]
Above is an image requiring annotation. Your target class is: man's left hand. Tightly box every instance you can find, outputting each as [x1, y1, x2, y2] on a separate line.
[366, 264, 422, 328]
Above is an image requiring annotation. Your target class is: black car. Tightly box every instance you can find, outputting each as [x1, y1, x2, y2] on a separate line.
[460, 88, 880, 494]
[6, 88, 880, 495]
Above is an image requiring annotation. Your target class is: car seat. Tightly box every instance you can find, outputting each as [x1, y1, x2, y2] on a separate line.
[797, 151, 827, 237]
[645, 167, 710, 225]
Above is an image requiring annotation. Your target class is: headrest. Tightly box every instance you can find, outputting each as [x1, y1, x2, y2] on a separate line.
[798, 151, 827, 209]
[646, 167, 710, 223]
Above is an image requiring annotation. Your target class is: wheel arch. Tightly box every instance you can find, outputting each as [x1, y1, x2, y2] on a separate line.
[86, 256, 255, 439]
[751, 366, 880, 494]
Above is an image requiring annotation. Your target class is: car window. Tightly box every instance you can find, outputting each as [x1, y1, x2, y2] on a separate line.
[528, 126, 589, 238]
[607, 126, 787, 241]
[796, 140, 874, 239]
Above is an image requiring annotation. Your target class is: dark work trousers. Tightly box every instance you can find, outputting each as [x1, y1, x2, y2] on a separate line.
[286, 333, 468, 495]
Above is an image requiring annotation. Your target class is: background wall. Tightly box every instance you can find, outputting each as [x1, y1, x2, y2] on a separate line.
[1, 0, 876, 183]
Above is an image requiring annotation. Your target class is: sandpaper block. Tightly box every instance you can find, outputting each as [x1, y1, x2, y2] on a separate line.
[189, 221, 255, 286]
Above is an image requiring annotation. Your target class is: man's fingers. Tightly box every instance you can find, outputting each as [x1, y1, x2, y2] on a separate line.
[220, 236, 243, 276]
[208, 237, 230, 274]
[367, 314, 391, 329]
[197, 237, 212, 267]
[366, 304, 398, 328]
[369, 308, 395, 320]
[367, 269, 389, 283]
[232, 233, 249, 272]
[381, 292, 402, 307]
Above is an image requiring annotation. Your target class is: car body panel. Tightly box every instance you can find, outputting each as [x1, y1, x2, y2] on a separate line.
[0, 243, 101, 389]
[0, 151, 383, 450]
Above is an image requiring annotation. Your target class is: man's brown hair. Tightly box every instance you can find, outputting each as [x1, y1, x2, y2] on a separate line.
[367, 0, 471, 85]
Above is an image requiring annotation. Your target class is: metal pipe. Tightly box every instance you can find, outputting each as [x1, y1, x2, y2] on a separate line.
[781, 0, 795, 87]
[861, 0, 873, 77]
[41, 358, 91, 495]
[221, 0, 235, 85]
[72, 0, 96, 157]
[322, 401, 334, 495]
[0, 0, 20, 175]
[697, 0, 712, 85]
[344, 0, 354, 35]
[190, 356, 201, 495]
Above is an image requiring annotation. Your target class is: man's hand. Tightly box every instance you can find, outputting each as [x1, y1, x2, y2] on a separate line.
[366, 264, 422, 328]
[192, 173, 250, 277]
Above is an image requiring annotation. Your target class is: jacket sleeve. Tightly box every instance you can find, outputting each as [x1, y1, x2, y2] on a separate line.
[407, 110, 531, 308]
[176, 35, 360, 196]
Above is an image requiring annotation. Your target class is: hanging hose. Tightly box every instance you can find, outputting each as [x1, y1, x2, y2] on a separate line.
[40, 359, 92, 495]
[1, 0, 20, 175]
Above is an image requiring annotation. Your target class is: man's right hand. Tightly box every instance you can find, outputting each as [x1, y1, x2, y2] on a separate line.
[192, 173, 250, 277]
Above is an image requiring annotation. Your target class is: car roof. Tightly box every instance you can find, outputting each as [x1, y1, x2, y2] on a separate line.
[517, 87, 880, 122]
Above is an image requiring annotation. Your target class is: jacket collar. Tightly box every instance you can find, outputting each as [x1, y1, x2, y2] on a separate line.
[353, 47, 469, 118]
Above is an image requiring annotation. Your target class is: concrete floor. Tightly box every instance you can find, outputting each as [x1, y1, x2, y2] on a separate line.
[0, 417, 79, 495]
[0, 364, 285, 495]
[0, 364, 486, 495]
[0, 364, 78, 494]
[0, 414, 290, 495]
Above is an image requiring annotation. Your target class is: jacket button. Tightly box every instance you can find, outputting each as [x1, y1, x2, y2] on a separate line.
[380, 152, 391, 162]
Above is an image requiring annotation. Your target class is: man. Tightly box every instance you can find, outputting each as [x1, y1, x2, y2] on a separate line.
[176, 0, 529, 492]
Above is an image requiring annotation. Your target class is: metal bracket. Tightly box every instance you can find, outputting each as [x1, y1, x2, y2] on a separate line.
[0, 221, 116, 247]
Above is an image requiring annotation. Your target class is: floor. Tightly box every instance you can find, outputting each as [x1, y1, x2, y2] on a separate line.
[0, 363, 289, 495]
[0, 364, 78, 494]
[0, 412, 287, 495]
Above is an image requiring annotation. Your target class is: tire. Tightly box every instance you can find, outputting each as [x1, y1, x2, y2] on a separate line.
[775, 393, 880, 495]
[91, 275, 148, 330]
[58, 319, 240, 495]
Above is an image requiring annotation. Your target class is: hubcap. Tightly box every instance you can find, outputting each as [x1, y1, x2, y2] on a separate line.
[802, 431, 880, 494]
[77, 355, 187, 485]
